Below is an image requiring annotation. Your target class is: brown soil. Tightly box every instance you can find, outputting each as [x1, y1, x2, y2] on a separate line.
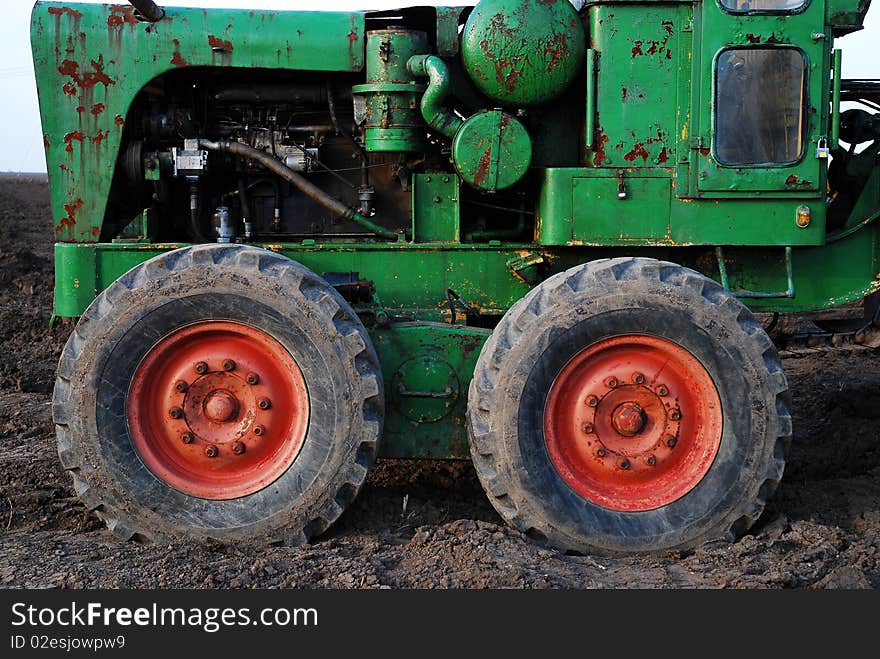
[0, 176, 878, 589]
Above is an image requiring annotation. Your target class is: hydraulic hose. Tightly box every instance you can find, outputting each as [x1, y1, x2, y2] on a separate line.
[127, 1, 165, 22]
[199, 140, 399, 240]
[407, 55, 464, 139]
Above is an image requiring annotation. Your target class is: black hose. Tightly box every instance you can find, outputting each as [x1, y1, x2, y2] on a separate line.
[127, 1, 165, 22]
[199, 140, 398, 240]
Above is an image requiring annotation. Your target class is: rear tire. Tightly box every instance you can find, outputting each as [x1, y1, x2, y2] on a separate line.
[53, 244, 383, 544]
[467, 257, 790, 554]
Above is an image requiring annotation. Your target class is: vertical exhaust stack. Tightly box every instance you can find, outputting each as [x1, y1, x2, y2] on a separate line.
[127, 1, 165, 22]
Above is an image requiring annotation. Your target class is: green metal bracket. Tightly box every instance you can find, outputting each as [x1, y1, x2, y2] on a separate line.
[832, 49, 843, 147]
[716, 246, 795, 299]
[585, 48, 597, 150]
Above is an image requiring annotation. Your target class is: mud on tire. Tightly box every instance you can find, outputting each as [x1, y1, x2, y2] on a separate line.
[466, 257, 791, 554]
[53, 244, 383, 545]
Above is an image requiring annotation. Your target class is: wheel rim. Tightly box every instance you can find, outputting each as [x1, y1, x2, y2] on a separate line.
[126, 321, 309, 500]
[543, 335, 723, 512]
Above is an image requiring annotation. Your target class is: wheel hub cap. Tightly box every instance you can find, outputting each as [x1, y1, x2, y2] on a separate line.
[611, 402, 646, 437]
[126, 321, 310, 500]
[543, 335, 723, 512]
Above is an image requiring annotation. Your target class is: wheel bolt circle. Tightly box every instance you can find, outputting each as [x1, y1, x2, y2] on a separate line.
[246, 373, 260, 385]
[205, 444, 218, 458]
[666, 435, 678, 448]
[669, 409, 681, 421]
[232, 441, 246, 455]
[181, 432, 194, 444]
[583, 423, 595, 434]
[169, 407, 184, 419]
[175, 380, 189, 393]
[633, 372, 645, 384]
[646, 455, 657, 467]
[596, 447, 607, 458]
[657, 385, 669, 396]
[253, 424, 266, 436]
[619, 458, 631, 470]
[195, 362, 209, 375]
[586, 395, 599, 407]
[223, 359, 236, 372]
[258, 397, 272, 410]
[606, 377, 618, 388]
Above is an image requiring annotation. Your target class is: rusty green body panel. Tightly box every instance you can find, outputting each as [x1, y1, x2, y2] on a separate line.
[33, 0, 880, 460]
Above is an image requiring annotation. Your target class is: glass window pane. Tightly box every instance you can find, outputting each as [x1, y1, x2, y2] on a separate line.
[719, 0, 806, 13]
[715, 49, 806, 165]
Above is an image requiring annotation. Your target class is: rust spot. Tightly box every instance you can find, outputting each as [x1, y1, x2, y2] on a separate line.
[746, 33, 762, 44]
[171, 39, 188, 67]
[108, 5, 139, 25]
[621, 87, 628, 101]
[76, 106, 86, 114]
[593, 129, 610, 167]
[624, 143, 650, 163]
[662, 20, 674, 36]
[107, 15, 124, 28]
[59, 163, 69, 171]
[544, 33, 570, 74]
[59, 198, 84, 230]
[474, 146, 493, 188]
[699, 147, 711, 157]
[63, 130, 85, 155]
[90, 103, 105, 116]
[47, 7, 83, 20]
[348, 30, 358, 43]
[62, 82, 77, 96]
[658, 147, 669, 164]
[631, 41, 644, 57]
[91, 226, 101, 237]
[785, 174, 812, 187]
[58, 56, 115, 92]
[208, 35, 233, 51]
[43, 135, 51, 149]
[93, 130, 109, 146]
[114, 115, 125, 127]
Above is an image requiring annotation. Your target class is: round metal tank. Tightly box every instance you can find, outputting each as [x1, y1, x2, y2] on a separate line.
[452, 110, 532, 192]
[352, 29, 429, 152]
[461, 0, 586, 107]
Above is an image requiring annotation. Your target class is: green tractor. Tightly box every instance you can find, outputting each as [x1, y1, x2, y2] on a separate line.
[32, 0, 878, 553]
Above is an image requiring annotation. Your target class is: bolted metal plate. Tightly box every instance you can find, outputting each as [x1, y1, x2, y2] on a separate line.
[391, 354, 460, 424]
[452, 110, 533, 192]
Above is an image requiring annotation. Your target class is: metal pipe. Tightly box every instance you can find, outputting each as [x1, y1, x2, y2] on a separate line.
[407, 55, 464, 139]
[199, 140, 399, 240]
[127, 1, 165, 22]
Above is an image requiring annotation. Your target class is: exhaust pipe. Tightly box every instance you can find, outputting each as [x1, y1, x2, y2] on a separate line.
[128, 1, 165, 22]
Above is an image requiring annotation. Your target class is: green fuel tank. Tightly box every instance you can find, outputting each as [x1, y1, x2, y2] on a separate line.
[461, 0, 586, 108]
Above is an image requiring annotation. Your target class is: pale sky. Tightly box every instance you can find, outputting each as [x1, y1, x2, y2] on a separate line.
[1, 0, 877, 172]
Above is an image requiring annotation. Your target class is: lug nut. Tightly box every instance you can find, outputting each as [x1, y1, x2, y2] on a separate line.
[253, 424, 266, 436]
[619, 458, 631, 470]
[595, 447, 607, 458]
[633, 372, 645, 384]
[586, 395, 599, 407]
[205, 444, 218, 458]
[169, 407, 184, 419]
[258, 397, 272, 410]
[645, 455, 657, 467]
[232, 441, 246, 455]
[582, 423, 595, 434]
[195, 361, 209, 375]
[181, 431, 194, 444]
[175, 380, 189, 393]
[246, 373, 260, 385]
[666, 436, 678, 448]
[606, 377, 618, 389]
[657, 385, 669, 396]
[223, 359, 236, 372]
[669, 409, 682, 421]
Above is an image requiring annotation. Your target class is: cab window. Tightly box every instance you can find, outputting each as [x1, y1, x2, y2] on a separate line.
[719, 0, 806, 13]
[715, 48, 806, 166]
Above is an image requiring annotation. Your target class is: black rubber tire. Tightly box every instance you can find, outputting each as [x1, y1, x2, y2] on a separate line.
[467, 257, 791, 554]
[53, 244, 383, 545]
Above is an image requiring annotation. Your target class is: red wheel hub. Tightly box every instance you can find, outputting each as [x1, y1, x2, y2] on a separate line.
[543, 335, 723, 511]
[126, 321, 309, 500]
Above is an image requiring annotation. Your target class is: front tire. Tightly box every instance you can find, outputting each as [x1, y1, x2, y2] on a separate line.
[467, 258, 790, 554]
[53, 244, 383, 544]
